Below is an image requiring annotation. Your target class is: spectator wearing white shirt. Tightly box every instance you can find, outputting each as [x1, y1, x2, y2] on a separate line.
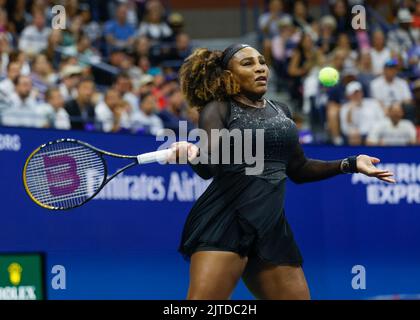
[58, 65, 83, 102]
[137, 0, 172, 44]
[0, 61, 21, 102]
[42, 88, 71, 130]
[370, 29, 392, 76]
[340, 81, 385, 145]
[370, 58, 413, 111]
[18, 10, 51, 57]
[367, 103, 417, 146]
[387, 9, 419, 55]
[112, 72, 139, 114]
[0, 75, 46, 127]
[95, 88, 130, 133]
[131, 92, 163, 135]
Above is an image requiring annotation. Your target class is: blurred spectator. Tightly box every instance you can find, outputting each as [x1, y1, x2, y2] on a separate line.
[104, 3, 136, 52]
[316, 15, 337, 55]
[0, 8, 13, 50]
[0, 61, 21, 100]
[159, 89, 194, 134]
[259, 0, 290, 61]
[8, 0, 28, 36]
[294, 112, 314, 144]
[325, 50, 358, 145]
[387, 9, 419, 54]
[95, 88, 130, 133]
[155, 32, 192, 71]
[167, 12, 185, 38]
[64, 78, 96, 130]
[137, 0, 172, 44]
[288, 32, 324, 110]
[331, 33, 358, 71]
[131, 92, 163, 135]
[366, 102, 417, 145]
[44, 29, 63, 69]
[62, 32, 102, 67]
[79, 3, 102, 47]
[0, 75, 44, 127]
[59, 64, 83, 101]
[413, 0, 420, 28]
[18, 10, 51, 57]
[42, 87, 71, 130]
[134, 36, 151, 61]
[412, 79, 420, 126]
[339, 81, 385, 145]
[356, 50, 375, 96]
[370, 58, 413, 111]
[292, 0, 314, 34]
[271, 16, 300, 89]
[370, 29, 392, 76]
[0, 33, 11, 77]
[137, 74, 155, 96]
[329, 0, 353, 37]
[112, 72, 139, 113]
[30, 54, 58, 101]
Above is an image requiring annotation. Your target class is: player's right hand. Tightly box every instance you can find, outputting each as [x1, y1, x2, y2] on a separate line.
[168, 141, 199, 164]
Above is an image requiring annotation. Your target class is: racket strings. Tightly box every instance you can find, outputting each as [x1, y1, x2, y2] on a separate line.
[24, 141, 106, 209]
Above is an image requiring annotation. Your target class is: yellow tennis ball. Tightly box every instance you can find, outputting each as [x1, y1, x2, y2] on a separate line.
[318, 67, 340, 87]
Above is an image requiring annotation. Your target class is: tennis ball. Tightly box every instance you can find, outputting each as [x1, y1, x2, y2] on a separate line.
[318, 67, 340, 87]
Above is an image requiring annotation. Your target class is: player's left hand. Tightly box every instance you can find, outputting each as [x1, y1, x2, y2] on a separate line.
[356, 155, 396, 183]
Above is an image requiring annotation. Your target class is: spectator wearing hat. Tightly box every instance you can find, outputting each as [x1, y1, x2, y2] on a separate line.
[387, 9, 419, 54]
[366, 102, 417, 146]
[168, 12, 185, 38]
[370, 58, 413, 111]
[370, 29, 392, 76]
[340, 81, 385, 145]
[104, 3, 136, 53]
[316, 15, 337, 55]
[59, 65, 83, 102]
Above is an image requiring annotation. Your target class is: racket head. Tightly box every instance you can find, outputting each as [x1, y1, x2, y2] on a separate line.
[23, 139, 107, 210]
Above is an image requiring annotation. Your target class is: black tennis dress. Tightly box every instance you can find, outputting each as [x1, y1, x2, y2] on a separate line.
[179, 99, 343, 265]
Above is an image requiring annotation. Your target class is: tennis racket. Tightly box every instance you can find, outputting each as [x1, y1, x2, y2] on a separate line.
[23, 138, 172, 210]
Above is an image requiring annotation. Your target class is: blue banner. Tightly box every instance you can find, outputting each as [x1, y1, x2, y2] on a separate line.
[0, 126, 419, 299]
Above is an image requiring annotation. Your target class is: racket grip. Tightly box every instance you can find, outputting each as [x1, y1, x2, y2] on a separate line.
[137, 149, 172, 164]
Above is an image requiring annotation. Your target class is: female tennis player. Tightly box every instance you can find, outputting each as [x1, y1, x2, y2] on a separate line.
[169, 44, 395, 300]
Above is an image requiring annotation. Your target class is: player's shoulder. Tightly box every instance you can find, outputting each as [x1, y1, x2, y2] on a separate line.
[268, 100, 293, 119]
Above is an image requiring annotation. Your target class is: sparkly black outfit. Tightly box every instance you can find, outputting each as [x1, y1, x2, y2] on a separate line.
[179, 99, 344, 265]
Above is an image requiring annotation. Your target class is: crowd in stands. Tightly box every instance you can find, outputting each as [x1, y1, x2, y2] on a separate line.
[0, 0, 196, 137]
[260, 0, 420, 145]
[0, 0, 419, 147]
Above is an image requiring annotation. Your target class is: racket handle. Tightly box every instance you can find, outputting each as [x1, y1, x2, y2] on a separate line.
[137, 149, 172, 164]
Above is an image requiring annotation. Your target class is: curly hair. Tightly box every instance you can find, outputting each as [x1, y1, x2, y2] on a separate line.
[179, 48, 240, 111]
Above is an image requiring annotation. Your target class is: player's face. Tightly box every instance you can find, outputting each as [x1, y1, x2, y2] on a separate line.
[229, 47, 269, 99]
